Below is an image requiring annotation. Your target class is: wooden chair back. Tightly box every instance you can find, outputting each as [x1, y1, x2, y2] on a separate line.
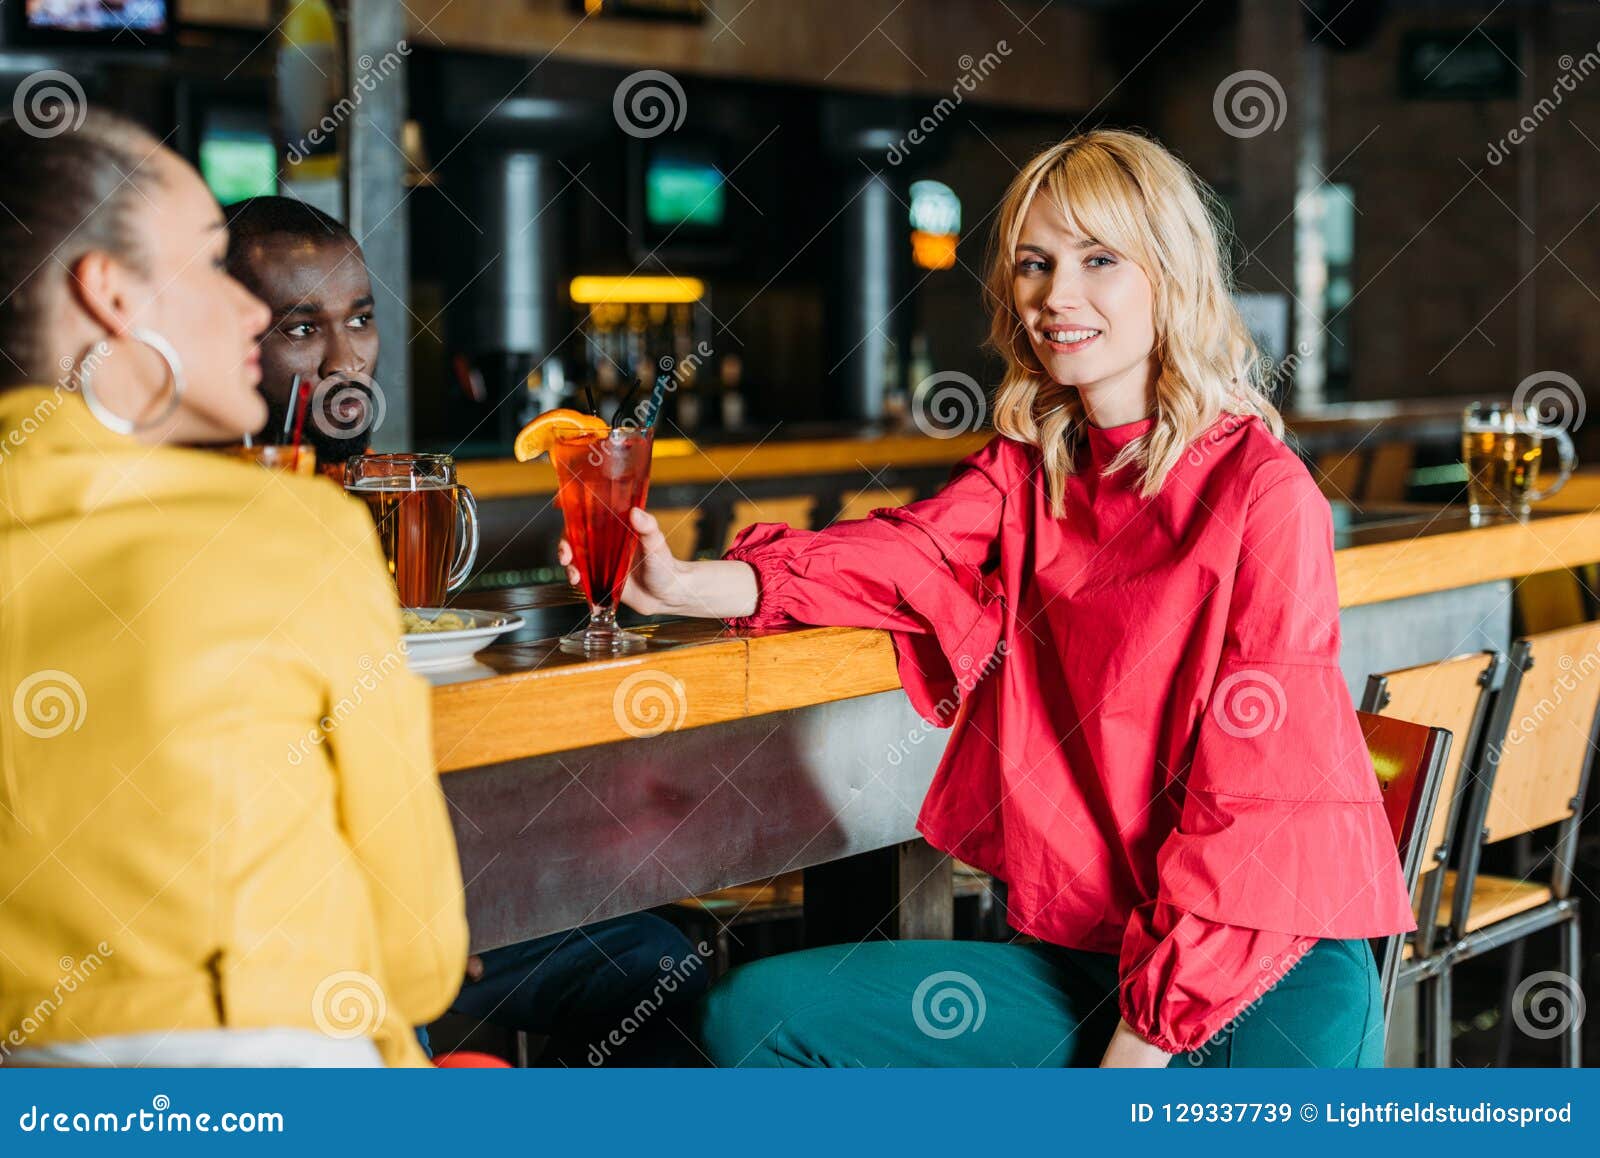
[1357, 709, 1452, 1026]
[1477, 623, 1600, 848]
[1361, 652, 1505, 877]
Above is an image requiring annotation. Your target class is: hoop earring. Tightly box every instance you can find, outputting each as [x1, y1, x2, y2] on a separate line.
[76, 328, 185, 436]
[1009, 323, 1043, 376]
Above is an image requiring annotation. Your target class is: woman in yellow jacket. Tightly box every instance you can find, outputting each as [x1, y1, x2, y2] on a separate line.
[0, 112, 467, 1066]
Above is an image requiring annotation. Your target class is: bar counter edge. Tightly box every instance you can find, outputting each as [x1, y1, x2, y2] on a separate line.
[431, 508, 1600, 772]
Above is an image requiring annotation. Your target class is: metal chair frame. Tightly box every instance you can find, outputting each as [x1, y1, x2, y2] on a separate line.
[1357, 711, 1453, 1033]
[1388, 636, 1600, 1062]
[1424, 637, 1594, 1067]
[1361, 650, 1510, 1065]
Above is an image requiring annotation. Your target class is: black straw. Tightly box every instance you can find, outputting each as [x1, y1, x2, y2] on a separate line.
[612, 377, 643, 430]
[643, 374, 669, 432]
[582, 381, 599, 418]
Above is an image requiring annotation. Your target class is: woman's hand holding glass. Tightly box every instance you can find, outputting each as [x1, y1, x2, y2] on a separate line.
[556, 507, 758, 621]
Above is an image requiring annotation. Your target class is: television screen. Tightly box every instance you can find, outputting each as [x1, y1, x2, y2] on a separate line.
[200, 133, 277, 205]
[24, 0, 169, 35]
[645, 154, 725, 230]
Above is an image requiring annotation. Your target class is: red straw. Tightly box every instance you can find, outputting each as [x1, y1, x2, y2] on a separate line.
[289, 375, 312, 471]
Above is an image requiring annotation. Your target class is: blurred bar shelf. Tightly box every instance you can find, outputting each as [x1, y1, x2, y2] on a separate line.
[463, 403, 1484, 587]
[456, 428, 992, 499]
[453, 399, 1477, 500]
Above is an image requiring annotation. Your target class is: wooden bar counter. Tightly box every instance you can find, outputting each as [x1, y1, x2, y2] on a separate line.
[434, 505, 1600, 769]
[431, 502, 1600, 953]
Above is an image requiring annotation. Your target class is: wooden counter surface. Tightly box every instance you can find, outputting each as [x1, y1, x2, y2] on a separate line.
[431, 505, 1600, 772]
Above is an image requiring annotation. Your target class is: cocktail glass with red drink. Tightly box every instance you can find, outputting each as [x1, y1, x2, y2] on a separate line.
[550, 426, 654, 654]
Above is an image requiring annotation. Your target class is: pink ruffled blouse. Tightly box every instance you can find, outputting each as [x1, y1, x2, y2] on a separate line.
[723, 413, 1414, 1053]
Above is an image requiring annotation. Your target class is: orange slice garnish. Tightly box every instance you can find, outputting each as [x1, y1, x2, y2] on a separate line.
[513, 408, 610, 461]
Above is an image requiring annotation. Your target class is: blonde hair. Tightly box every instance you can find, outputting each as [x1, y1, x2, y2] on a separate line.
[983, 129, 1282, 514]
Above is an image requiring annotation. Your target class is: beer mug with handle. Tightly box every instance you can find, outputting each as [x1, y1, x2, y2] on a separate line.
[345, 453, 481, 606]
[1461, 401, 1576, 521]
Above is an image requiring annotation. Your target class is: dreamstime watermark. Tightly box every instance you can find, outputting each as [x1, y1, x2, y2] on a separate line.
[285, 42, 412, 164]
[16, 1095, 283, 1134]
[911, 370, 988, 439]
[584, 940, 714, 1066]
[13, 70, 87, 139]
[1186, 940, 1315, 1064]
[306, 370, 386, 444]
[1258, 339, 1314, 401]
[613, 670, 689, 738]
[1491, 641, 1600, 759]
[1511, 369, 1586, 432]
[1487, 41, 1600, 165]
[885, 41, 1013, 165]
[613, 70, 686, 139]
[1, 942, 114, 1059]
[0, 343, 111, 463]
[1213, 70, 1287, 139]
[596, 340, 716, 457]
[911, 970, 986, 1039]
[0, 385, 66, 462]
[1512, 970, 1585, 1040]
[311, 970, 388, 1040]
[1183, 413, 1250, 469]
[885, 640, 1008, 766]
[12, 669, 87, 740]
[286, 650, 404, 766]
[1210, 669, 1287, 739]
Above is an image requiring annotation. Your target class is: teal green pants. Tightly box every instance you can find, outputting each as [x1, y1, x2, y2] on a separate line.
[696, 937, 1384, 1067]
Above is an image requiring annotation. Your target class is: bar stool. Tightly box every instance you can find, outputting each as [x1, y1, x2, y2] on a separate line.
[1314, 450, 1363, 501]
[1363, 442, 1415, 503]
[834, 486, 917, 524]
[1513, 569, 1589, 635]
[1432, 622, 1600, 1067]
[724, 496, 817, 551]
[672, 874, 806, 976]
[650, 506, 704, 559]
[1356, 710, 1453, 1030]
[1360, 651, 1509, 1063]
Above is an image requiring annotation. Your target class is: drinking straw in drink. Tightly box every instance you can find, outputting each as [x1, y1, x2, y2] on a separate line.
[612, 377, 642, 429]
[289, 375, 312, 472]
[642, 374, 669, 432]
[281, 373, 300, 443]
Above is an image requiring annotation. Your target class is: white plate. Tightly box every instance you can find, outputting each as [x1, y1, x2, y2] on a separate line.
[399, 607, 525, 672]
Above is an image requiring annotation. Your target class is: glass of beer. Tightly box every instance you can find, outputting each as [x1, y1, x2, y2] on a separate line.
[345, 453, 480, 607]
[1461, 401, 1576, 522]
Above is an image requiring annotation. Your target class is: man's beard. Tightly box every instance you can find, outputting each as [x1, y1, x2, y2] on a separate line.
[259, 382, 374, 469]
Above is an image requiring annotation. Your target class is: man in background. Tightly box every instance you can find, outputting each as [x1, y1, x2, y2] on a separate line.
[223, 197, 380, 478]
[225, 196, 709, 1063]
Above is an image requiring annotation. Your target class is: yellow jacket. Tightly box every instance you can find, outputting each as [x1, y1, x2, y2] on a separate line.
[0, 386, 467, 1067]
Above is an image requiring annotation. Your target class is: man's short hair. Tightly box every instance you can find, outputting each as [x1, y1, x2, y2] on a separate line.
[223, 196, 354, 289]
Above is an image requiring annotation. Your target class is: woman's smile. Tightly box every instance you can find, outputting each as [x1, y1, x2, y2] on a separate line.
[1040, 325, 1103, 354]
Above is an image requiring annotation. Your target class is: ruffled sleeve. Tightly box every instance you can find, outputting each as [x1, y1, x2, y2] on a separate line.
[1118, 901, 1314, 1054]
[722, 437, 1015, 726]
[1120, 464, 1415, 1051]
